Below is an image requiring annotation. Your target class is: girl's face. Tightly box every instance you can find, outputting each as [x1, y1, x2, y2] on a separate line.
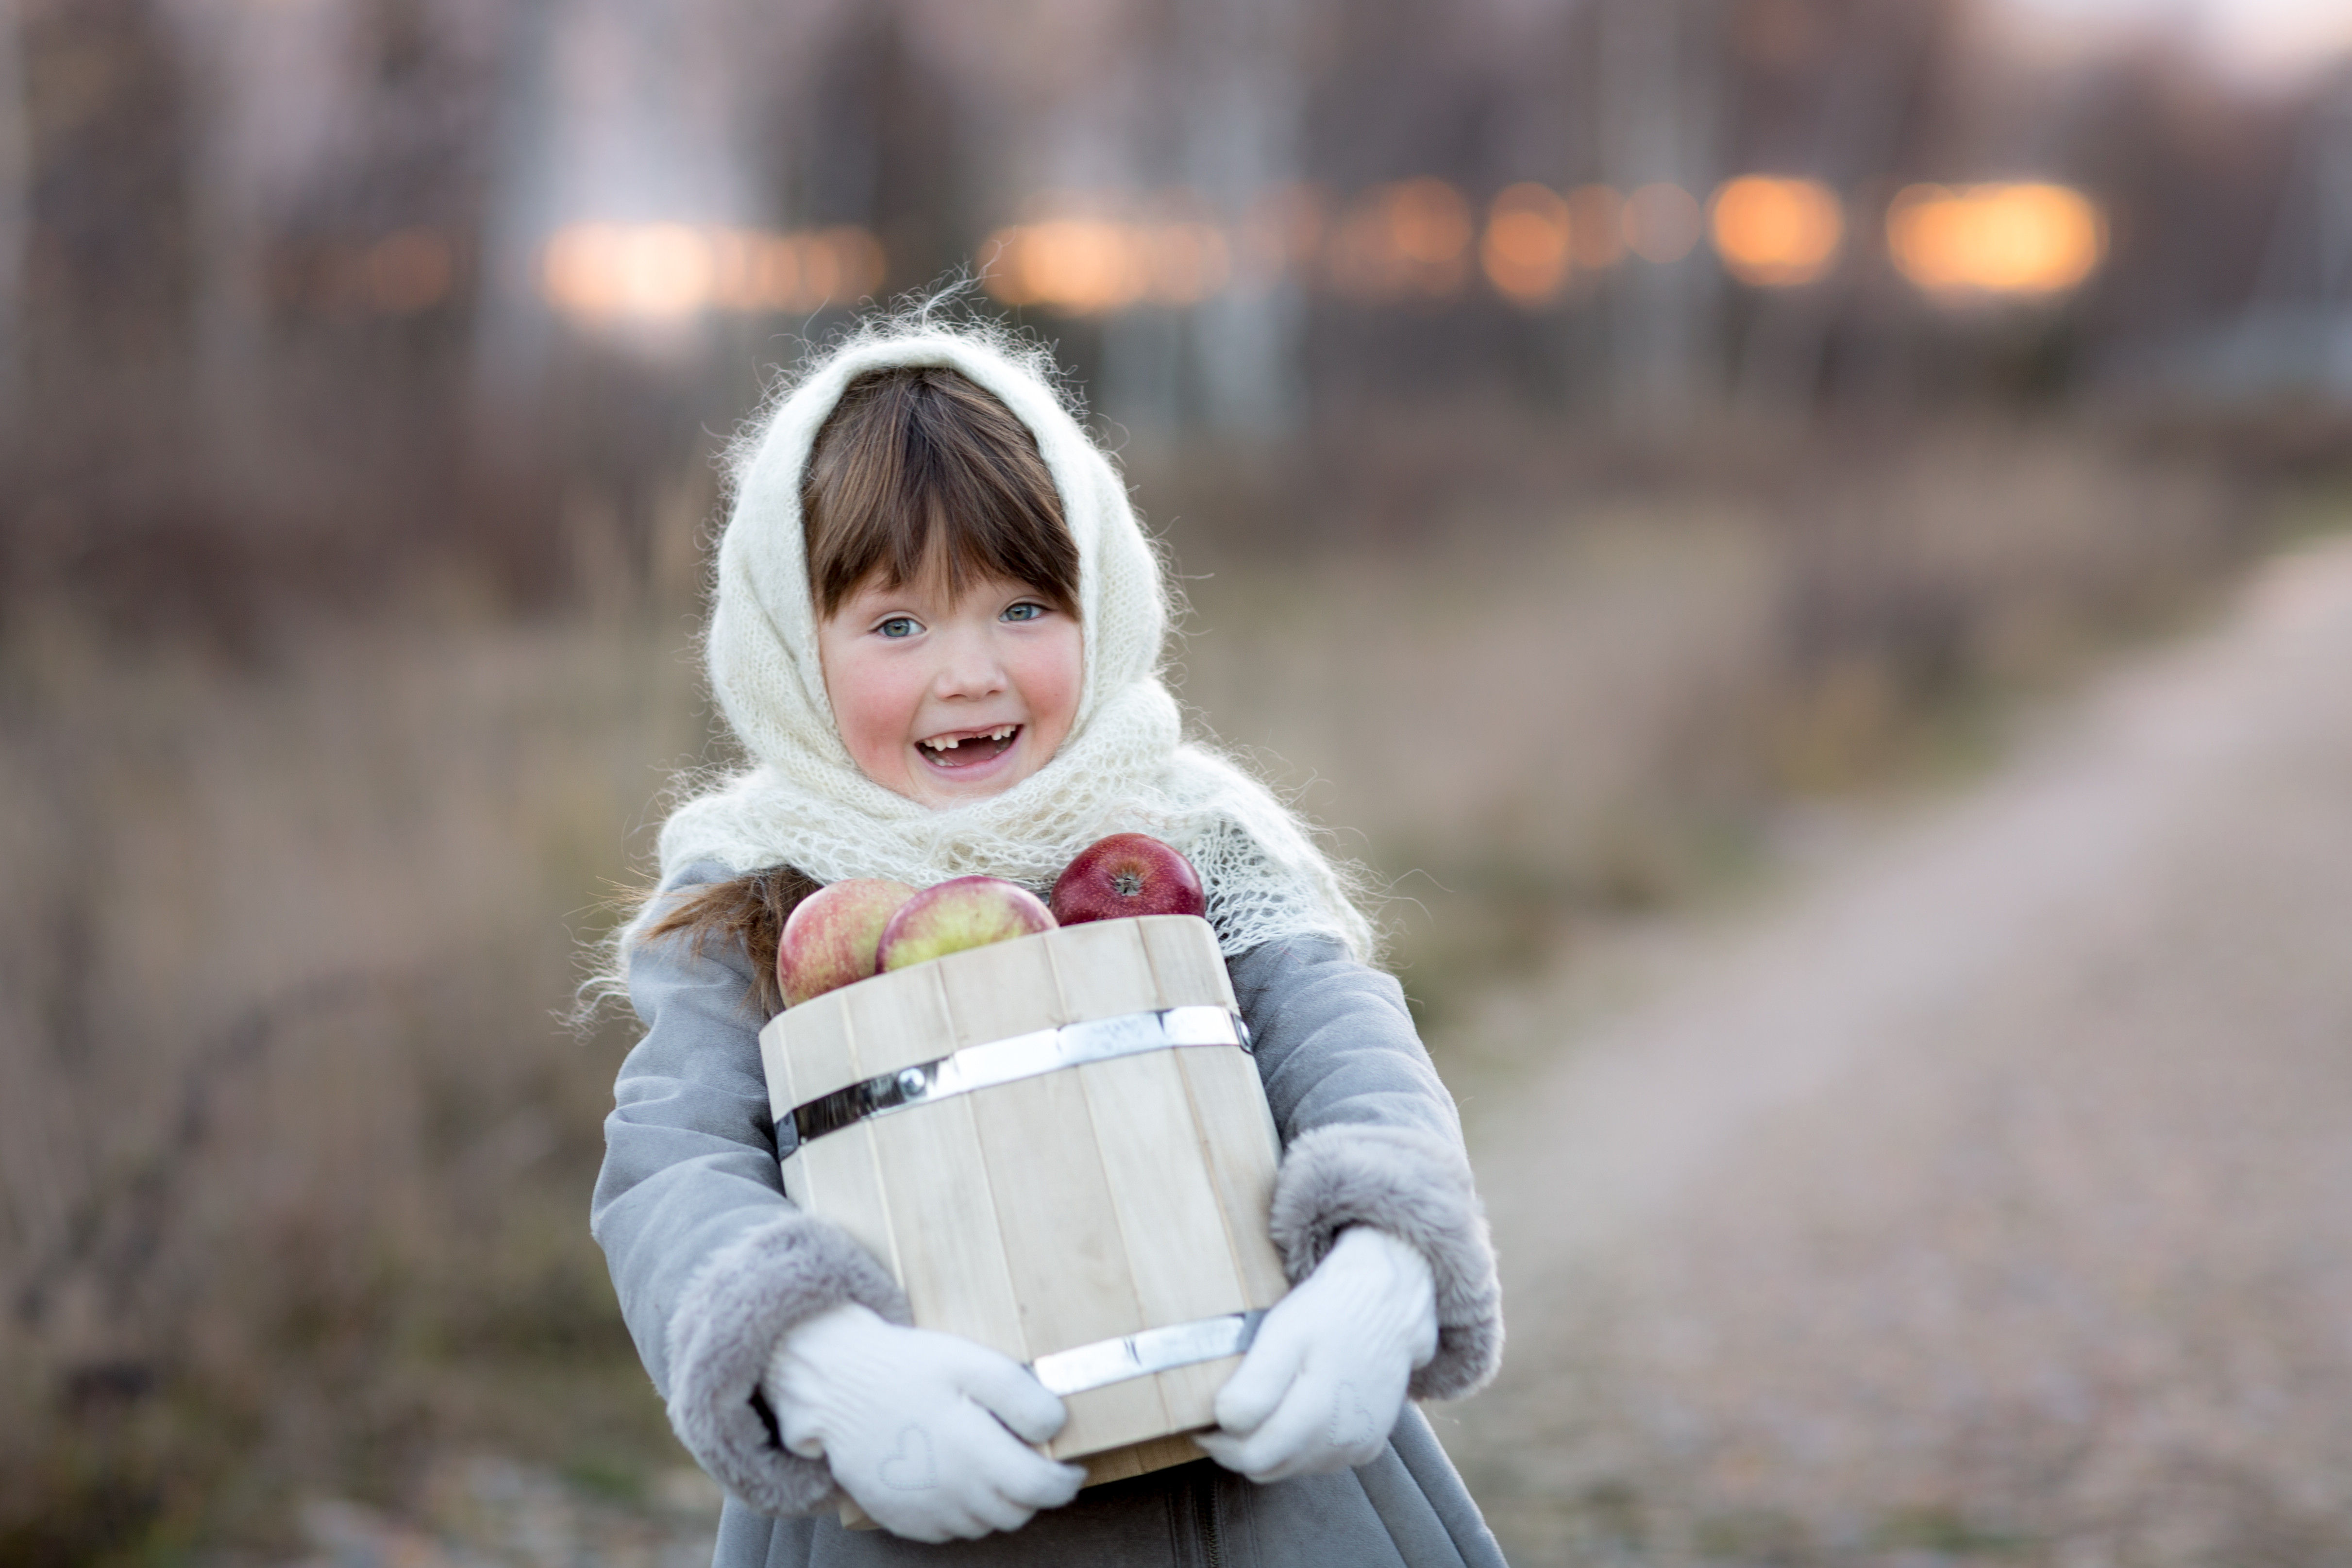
[816, 567, 1083, 809]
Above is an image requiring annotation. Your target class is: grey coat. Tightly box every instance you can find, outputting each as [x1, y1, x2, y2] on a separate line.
[593, 863, 1508, 1568]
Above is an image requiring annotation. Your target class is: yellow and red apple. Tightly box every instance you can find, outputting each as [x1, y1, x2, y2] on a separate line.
[778, 877, 918, 1006]
[876, 877, 1057, 971]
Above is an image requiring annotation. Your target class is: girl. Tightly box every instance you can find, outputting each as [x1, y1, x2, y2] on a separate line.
[592, 314, 1507, 1567]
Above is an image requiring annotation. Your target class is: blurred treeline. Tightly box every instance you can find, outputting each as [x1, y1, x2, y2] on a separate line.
[3, 0, 2348, 630]
[3, 0, 2351, 1562]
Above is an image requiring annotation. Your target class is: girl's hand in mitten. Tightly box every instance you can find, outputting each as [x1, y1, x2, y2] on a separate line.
[761, 1304, 1086, 1541]
[1196, 1226, 1438, 1483]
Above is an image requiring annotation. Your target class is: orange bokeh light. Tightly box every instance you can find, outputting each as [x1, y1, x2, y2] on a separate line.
[540, 223, 883, 321]
[1567, 186, 1625, 269]
[364, 229, 454, 312]
[980, 194, 1253, 316]
[1387, 179, 1472, 267]
[1885, 183, 2106, 299]
[1481, 183, 1572, 306]
[1623, 183, 1702, 264]
[1329, 179, 1473, 301]
[982, 219, 1148, 314]
[1710, 176, 1843, 286]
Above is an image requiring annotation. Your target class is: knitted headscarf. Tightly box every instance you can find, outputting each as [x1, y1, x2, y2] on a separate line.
[653, 316, 1374, 961]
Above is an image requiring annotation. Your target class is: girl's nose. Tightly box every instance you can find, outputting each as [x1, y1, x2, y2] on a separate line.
[931, 625, 1008, 699]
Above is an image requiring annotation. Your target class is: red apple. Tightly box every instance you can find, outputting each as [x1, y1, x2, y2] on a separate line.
[1049, 833, 1207, 925]
[778, 878, 918, 1006]
[875, 877, 1057, 972]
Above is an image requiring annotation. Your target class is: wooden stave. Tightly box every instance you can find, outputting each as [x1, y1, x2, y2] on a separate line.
[757, 915, 1288, 1488]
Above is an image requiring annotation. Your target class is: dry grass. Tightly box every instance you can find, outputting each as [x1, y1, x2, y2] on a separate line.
[0, 599, 709, 1561]
[0, 420, 2272, 1562]
[1165, 423, 2252, 1015]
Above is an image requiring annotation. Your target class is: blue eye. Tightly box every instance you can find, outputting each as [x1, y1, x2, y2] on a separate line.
[1002, 601, 1046, 623]
[878, 616, 919, 639]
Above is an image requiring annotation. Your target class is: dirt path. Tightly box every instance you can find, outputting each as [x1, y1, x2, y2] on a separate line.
[1438, 537, 2352, 1567]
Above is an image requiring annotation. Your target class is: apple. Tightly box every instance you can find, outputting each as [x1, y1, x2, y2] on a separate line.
[778, 878, 918, 1006]
[1049, 833, 1207, 925]
[875, 877, 1057, 972]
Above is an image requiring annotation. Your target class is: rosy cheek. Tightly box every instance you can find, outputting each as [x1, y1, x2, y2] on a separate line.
[866, 680, 923, 761]
[823, 652, 914, 779]
[1029, 628, 1083, 743]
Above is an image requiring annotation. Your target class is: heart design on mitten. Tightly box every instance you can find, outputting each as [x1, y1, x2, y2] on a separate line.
[878, 1424, 938, 1491]
[1327, 1381, 1376, 1449]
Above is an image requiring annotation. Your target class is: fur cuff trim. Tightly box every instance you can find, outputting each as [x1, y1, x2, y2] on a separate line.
[665, 1213, 912, 1516]
[1268, 1122, 1504, 1401]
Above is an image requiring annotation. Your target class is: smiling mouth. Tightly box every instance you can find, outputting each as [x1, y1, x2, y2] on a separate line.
[917, 724, 1021, 769]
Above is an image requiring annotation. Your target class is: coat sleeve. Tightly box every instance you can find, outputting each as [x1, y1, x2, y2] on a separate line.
[1228, 935, 1504, 1401]
[590, 861, 911, 1517]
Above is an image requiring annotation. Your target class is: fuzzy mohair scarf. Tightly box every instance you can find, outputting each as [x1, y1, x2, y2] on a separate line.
[653, 317, 1374, 961]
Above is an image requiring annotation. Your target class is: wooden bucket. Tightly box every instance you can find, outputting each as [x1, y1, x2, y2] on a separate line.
[757, 913, 1289, 1498]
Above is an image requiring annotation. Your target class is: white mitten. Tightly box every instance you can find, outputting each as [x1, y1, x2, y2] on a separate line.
[761, 1303, 1086, 1541]
[1196, 1226, 1438, 1483]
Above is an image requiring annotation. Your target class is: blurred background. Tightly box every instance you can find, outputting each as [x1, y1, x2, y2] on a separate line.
[4, 0, 2352, 1562]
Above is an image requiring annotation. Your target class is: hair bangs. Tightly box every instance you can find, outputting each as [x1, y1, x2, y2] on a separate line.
[803, 367, 1080, 619]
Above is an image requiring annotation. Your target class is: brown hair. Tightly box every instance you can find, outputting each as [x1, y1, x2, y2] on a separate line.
[634, 864, 820, 1018]
[802, 366, 1080, 618]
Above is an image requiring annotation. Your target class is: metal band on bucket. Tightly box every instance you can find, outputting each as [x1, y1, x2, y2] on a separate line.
[788, 1004, 1252, 1146]
[1028, 1310, 1267, 1397]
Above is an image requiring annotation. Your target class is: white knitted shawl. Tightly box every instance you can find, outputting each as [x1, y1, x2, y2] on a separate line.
[653, 318, 1374, 961]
